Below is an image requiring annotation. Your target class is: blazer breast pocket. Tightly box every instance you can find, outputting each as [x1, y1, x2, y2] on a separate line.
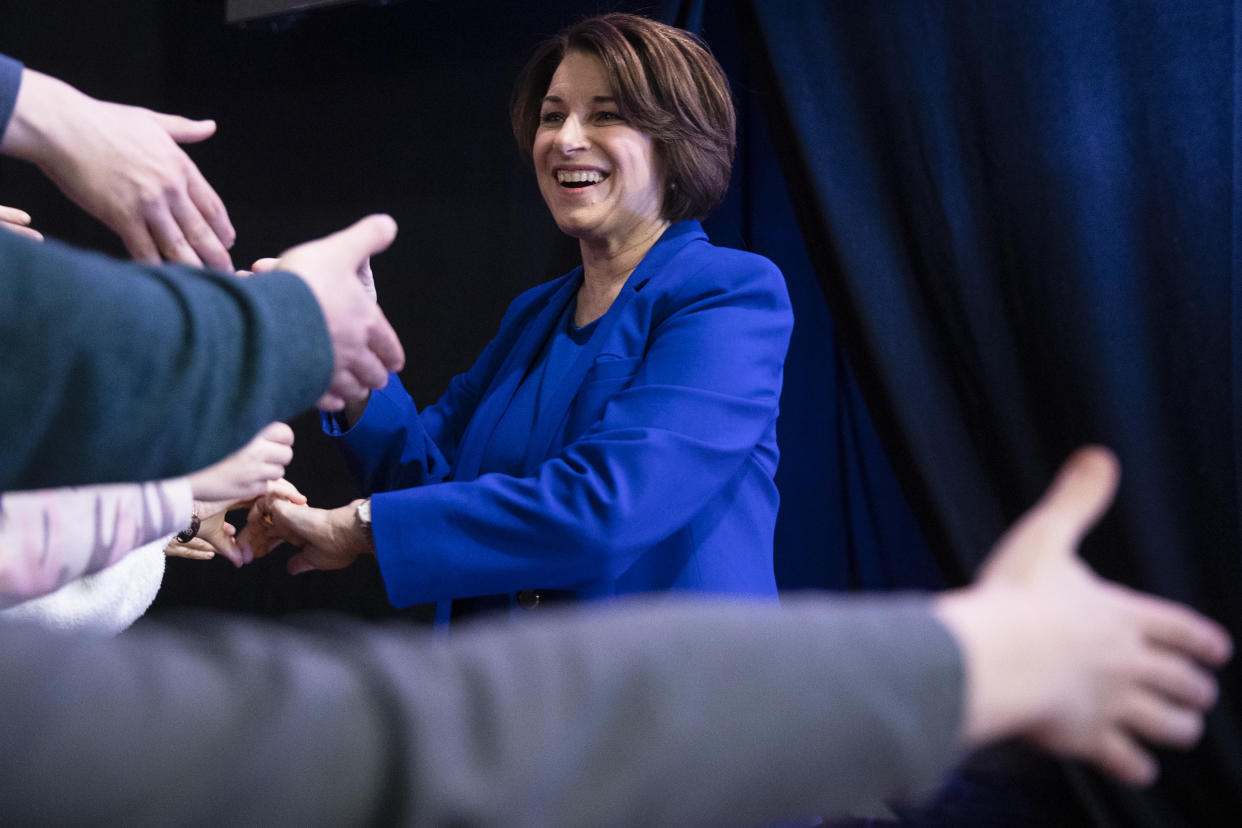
[582, 354, 641, 386]
[565, 355, 642, 440]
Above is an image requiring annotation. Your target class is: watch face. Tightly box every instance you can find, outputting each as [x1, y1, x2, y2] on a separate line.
[356, 498, 372, 525]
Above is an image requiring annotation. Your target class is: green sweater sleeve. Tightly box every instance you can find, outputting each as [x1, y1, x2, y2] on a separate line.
[0, 232, 333, 489]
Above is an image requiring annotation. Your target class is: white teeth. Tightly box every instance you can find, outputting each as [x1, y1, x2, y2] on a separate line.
[557, 170, 605, 184]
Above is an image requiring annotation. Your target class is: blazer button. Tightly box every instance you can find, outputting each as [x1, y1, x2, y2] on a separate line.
[516, 590, 542, 610]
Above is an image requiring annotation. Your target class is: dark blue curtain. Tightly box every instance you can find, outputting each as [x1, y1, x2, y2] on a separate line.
[665, 0, 944, 594]
[737, 0, 1242, 825]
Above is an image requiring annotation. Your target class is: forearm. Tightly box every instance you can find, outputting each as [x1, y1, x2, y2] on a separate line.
[0, 596, 963, 827]
[0, 66, 85, 164]
[0, 232, 332, 490]
[0, 479, 190, 604]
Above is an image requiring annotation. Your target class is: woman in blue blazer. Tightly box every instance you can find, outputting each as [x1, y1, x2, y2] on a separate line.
[247, 14, 793, 621]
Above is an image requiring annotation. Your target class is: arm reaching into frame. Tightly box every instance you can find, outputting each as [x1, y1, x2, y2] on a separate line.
[0, 447, 1229, 826]
[0, 64, 234, 269]
[0, 214, 404, 490]
[934, 446, 1231, 786]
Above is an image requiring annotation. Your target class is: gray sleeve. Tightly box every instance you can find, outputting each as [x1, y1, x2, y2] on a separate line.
[0, 595, 963, 827]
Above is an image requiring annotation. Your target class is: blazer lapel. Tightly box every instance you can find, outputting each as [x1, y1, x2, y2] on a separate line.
[522, 222, 706, 470]
[453, 271, 581, 481]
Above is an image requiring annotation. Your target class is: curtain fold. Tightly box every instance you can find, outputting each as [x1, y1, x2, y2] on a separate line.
[739, 0, 1242, 824]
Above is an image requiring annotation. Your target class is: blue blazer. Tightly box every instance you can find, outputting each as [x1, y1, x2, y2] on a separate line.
[327, 221, 793, 612]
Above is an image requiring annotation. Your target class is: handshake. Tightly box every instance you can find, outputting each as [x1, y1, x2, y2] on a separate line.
[170, 423, 371, 575]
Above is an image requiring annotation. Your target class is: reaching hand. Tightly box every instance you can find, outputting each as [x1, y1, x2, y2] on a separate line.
[269, 215, 405, 411]
[0, 205, 43, 242]
[186, 422, 295, 505]
[251, 254, 377, 304]
[166, 477, 307, 566]
[934, 447, 1233, 786]
[236, 497, 371, 574]
[1, 68, 235, 269]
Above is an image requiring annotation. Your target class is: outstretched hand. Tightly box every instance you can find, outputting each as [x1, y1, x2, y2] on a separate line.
[2, 68, 235, 269]
[167, 422, 298, 565]
[266, 215, 404, 411]
[934, 447, 1232, 786]
[186, 421, 295, 505]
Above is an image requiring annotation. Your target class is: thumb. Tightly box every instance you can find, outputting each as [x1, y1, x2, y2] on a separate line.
[981, 445, 1120, 583]
[313, 214, 398, 266]
[287, 551, 317, 576]
[249, 257, 281, 274]
[148, 111, 218, 144]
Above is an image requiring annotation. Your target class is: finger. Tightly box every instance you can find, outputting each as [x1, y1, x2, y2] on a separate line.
[250, 257, 281, 273]
[258, 461, 289, 484]
[211, 537, 246, 568]
[1119, 690, 1204, 749]
[368, 309, 406, 373]
[257, 446, 293, 473]
[287, 552, 318, 576]
[1126, 593, 1235, 667]
[1091, 727, 1159, 787]
[1021, 446, 1120, 554]
[1136, 647, 1220, 709]
[148, 111, 218, 144]
[308, 213, 398, 262]
[119, 220, 163, 265]
[168, 184, 233, 270]
[185, 166, 236, 251]
[348, 346, 393, 392]
[145, 205, 205, 267]
[0, 206, 32, 225]
[267, 477, 308, 504]
[1, 222, 43, 242]
[166, 538, 215, 560]
[327, 369, 371, 407]
[259, 421, 295, 446]
[317, 392, 346, 412]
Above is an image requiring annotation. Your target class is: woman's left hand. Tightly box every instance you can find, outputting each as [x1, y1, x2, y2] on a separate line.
[238, 497, 372, 574]
[168, 478, 308, 566]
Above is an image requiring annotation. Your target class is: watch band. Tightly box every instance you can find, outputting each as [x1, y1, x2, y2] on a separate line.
[355, 498, 375, 552]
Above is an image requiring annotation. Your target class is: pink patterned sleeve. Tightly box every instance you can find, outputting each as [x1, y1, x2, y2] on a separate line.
[0, 478, 192, 603]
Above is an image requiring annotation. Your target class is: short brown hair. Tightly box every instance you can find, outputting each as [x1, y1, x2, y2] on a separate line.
[511, 13, 736, 222]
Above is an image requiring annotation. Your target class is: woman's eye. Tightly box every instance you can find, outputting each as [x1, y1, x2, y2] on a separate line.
[596, 111, 623, 122]
[540, 111, 564, 124]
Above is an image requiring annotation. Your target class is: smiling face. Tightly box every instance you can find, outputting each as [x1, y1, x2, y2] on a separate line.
[533, 50, 666, 251]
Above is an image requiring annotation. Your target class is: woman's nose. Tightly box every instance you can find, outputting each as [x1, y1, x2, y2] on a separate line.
[556, 115, 587, 153]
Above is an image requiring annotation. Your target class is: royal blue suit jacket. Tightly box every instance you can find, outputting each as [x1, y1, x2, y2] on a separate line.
[326, 221, 793, 612]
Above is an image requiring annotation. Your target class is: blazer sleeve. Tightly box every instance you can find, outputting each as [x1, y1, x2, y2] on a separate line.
[0, 595, 963, 827]
[371, 249, 792, 606]
[0, 232, 332, 491]
[325, 279, 557, 491]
